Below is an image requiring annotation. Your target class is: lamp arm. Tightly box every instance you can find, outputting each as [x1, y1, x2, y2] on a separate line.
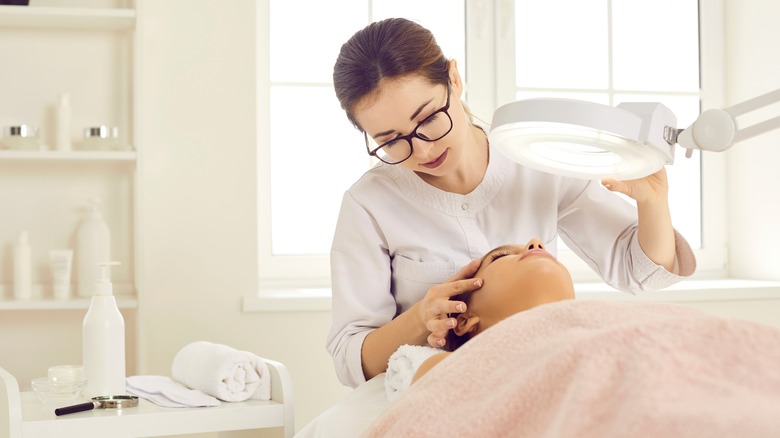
[733, 115, 780, 143]
[676, 87, 780, 153]
[724, 88, 780, 116]
[727, 88, 780, 143]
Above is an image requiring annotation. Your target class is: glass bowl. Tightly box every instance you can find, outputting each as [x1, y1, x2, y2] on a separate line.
[31, 377, 87, 404]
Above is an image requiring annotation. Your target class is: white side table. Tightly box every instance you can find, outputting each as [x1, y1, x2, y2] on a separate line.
[1, 359, 294, 438]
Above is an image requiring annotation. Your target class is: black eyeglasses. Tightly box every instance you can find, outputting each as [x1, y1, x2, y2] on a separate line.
[364, 83, 453, 165]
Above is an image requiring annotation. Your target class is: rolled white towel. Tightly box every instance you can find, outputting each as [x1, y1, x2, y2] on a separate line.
[171, 341, 271, 402]
[126, 375, 221, 408]
[385, 344, 442, 402]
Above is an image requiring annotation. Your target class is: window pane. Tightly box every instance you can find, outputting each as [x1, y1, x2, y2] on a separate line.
[515, 0, 608, 89]
[268, 2, 467, 258]
[372, 0, 466, 73]
[269, 0, 367, 83]
[269, 86, 369, 255]
[612, 0, 699, 91]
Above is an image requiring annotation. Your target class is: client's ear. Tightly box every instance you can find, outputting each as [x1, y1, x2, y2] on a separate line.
[454, 313, 479, 336]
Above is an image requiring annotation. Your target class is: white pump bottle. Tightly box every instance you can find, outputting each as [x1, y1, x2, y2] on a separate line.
[82, 261, 125, 397]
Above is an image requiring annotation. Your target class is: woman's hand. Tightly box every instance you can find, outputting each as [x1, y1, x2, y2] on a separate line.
[418, 259, 483, 348]
[600, 167, 669, 205]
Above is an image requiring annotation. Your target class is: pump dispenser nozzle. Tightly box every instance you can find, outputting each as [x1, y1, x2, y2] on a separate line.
[95, 261, 121, 296]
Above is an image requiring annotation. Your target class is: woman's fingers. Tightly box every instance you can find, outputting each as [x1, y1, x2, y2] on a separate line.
[423, 277, 481, 321]
[426, 314, 456, 333]
[421, 259, 484, 348]
[428, 332, 447, 348]
[601, 167, 669, 204]
[427, 316, 454, 347]
[439, 277, 483, 300]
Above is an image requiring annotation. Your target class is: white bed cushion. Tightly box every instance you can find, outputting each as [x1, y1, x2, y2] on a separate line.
[295, 374, 389, 437]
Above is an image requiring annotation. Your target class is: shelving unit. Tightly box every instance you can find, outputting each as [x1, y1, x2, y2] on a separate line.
[0, 1, 141, 388]
[0, 2, 138, 307]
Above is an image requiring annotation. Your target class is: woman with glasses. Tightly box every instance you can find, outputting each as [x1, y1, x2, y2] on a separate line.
[326, 18, 696, 392]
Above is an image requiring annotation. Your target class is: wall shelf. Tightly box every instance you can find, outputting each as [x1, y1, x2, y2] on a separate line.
[0, 296, 137, 311]
[0, 150, 136, 162]
[0, 6, 135, 30]
[0, 284, 137, 310]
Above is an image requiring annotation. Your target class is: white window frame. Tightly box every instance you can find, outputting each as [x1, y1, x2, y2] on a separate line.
[256, 0, 728, 291]
[466, 0, 727, 280]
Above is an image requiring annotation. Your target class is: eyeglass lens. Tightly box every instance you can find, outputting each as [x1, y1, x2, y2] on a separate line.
[370, 111, 452, 164]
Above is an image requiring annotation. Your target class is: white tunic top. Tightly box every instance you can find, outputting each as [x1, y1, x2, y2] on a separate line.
[327, 148, 695, 388]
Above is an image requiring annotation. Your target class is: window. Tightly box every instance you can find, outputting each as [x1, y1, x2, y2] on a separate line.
[500, 0, 707, 278]
[258, 0, 465, 286]
[258, 0, 724, 288]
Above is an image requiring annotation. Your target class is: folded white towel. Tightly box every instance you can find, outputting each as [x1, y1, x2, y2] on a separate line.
[384, 344, 442, 402]
[126, 375, 221, 408]
[171, 341, 271, 402]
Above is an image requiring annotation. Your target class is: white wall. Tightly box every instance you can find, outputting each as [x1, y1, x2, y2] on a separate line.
[136, 0, 348, 433]
[724, 0, 780, 280]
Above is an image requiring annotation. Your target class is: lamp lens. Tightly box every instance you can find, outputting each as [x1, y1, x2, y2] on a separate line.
[529, 142, 622, 167]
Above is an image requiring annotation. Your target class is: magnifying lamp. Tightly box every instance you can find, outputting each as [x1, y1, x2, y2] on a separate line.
[489, 88, 780, 180]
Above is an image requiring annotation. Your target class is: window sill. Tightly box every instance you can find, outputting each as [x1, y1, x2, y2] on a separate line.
[576, 278, 780, 302]
[243, 288, 332, 313]
[243, 278, 780, 313]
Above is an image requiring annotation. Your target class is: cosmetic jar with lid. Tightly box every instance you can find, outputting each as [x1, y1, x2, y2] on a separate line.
[2, 125, 40, 150]
[82, 125, 119, 150]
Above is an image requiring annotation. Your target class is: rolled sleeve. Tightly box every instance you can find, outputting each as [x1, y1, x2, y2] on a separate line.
[558, 179, 696, 294]
[628, 229, 697, 292]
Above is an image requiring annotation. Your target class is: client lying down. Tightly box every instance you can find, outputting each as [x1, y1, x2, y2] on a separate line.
[367, 238, 780, 437]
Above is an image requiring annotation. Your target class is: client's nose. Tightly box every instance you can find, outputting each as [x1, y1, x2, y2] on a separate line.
[526, 238, 544, 251]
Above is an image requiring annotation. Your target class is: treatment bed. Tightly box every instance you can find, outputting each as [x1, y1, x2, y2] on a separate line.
[301, 299, 780, 436]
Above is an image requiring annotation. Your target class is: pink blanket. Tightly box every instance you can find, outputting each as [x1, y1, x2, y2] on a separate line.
[365, 300, 780, 437]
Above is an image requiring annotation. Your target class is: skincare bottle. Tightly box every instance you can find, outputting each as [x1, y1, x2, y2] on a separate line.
[76, 199, 111, 298]
[54, 93, 72, 151]
[13, 231, 32, 299]
[83, 261, 125, 397]
[49, 249, 74, 300]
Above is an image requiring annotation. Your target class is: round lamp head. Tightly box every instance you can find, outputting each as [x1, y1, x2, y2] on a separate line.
[489, 99, 677, 180]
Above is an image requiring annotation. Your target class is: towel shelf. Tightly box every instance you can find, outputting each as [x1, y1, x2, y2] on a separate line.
[1, 358, 294, 438]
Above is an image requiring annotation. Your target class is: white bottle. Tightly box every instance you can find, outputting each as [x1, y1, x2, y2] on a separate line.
[83, 261, 125, 397]
[13, 231, 32, 300]
[76, 199, 111, 298]
[54, 93, 72, 151]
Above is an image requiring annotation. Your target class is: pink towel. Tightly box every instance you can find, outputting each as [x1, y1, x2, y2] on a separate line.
[365, 300, 780, 437]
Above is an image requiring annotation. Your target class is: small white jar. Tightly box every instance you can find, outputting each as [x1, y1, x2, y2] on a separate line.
[2, 125, 40, 150]
[82, 126, 119, 151]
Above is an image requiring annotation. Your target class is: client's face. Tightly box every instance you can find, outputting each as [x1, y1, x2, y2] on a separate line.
[465, 238, 575, 336]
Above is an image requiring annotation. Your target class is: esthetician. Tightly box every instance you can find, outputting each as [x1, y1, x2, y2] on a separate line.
[327, 18, 696, 389]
